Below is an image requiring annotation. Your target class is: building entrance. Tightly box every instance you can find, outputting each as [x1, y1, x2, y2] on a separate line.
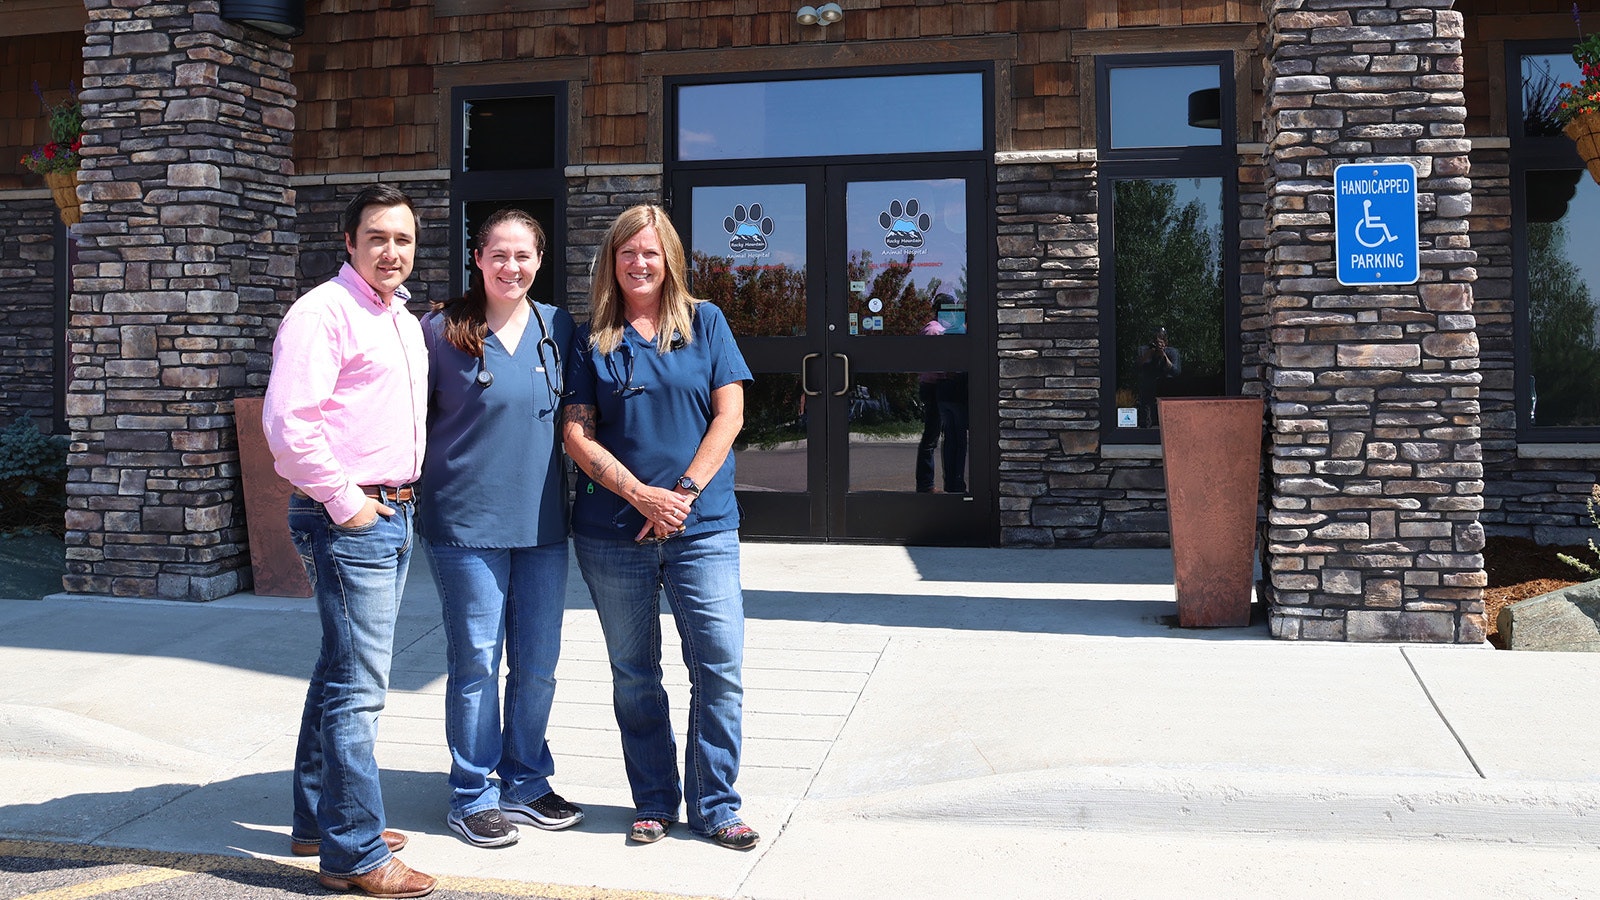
[675, 161, 992, 543]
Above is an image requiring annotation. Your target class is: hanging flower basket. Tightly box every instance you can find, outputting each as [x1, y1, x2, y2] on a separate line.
[1566, 115, 1600, 185]
[19, 81, 83, 227]
[43, 170, 81, 226]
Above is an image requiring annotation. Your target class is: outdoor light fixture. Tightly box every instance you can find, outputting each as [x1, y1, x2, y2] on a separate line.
[220, 0, 305, 38]
[796, 3, 843, 26]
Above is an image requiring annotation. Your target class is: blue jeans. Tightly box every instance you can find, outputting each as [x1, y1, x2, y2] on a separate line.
[287, 494, 413, 878]
[425, 540, 568, 816]
[573, 529, 745, 836]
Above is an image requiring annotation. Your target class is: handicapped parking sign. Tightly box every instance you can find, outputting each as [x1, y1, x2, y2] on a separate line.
[1334, 162, 1419, 286]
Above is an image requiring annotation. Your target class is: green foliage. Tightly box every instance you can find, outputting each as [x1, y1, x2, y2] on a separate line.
[1112, 179, 1225, 396]
[1557, 485, 1600, 579]
[1527, 220, 1600, 426]
[0, 417, 68, 537]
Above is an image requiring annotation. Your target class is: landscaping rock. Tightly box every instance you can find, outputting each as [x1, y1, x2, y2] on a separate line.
[1498, 580, 1600, 652]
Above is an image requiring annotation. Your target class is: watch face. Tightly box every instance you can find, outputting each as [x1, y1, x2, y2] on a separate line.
[679, 477, 699, 492]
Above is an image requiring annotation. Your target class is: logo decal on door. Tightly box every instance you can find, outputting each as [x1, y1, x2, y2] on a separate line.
[722, 203, 775, 256]
[879, 199, 930, 250]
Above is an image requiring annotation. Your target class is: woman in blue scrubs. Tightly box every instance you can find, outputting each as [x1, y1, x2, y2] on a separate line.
[419, 208, 583, 848]
[561, 204, 758, 851]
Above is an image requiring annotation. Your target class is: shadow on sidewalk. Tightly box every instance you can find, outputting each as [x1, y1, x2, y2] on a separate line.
[745, 590, 1271, 640]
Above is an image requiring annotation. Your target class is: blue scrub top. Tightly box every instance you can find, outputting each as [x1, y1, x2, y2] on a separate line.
[418, 301, 575, 548]
[565, 301, 752, 540]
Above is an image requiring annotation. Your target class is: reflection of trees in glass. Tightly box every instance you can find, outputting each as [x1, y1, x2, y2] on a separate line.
[848, 372, 924, 436]
[738, 373, 806, 451]
[1112, 179, 1224, 399]
[848, 251, 935, 335]
[692, 250, 806, 337]
[1528, 220, 1600, 426]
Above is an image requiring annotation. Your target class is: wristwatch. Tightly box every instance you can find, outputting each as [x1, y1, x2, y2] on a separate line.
[677, 476, 701, 496]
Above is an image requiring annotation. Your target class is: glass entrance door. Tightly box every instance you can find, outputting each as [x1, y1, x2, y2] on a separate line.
[679, 162, 990, 543]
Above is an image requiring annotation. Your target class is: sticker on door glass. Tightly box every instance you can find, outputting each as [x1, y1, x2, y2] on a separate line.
[722, 203, 775, 257]
[867, 297, 883, 313]
[880, 199, 931, 250]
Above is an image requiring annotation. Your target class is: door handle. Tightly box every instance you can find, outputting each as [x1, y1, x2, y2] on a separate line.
[800, 352, 821, 397]
[832, 353, 850, 397]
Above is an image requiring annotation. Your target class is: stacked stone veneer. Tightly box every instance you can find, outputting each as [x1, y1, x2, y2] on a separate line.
[1262, 0, 1485, 642]
[564, 165, 663, 319]
[993, 151, 1111, 546]
[65, 1, 296, 600]
[290, 174, 451, 322]
[0, 194, 63, 428]
[994, 150, 1272, 549]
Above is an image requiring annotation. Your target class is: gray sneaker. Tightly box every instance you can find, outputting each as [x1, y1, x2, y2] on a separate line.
[501, 791, 584, 831]
[447, 807, 520, 848]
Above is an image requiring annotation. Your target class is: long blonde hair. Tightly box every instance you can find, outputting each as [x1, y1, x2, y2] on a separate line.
[588, 204, 698, 355]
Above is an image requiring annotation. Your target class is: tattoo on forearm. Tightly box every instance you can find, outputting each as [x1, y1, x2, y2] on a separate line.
[563, 404, 598, 441]
[563, 403, 635, 497]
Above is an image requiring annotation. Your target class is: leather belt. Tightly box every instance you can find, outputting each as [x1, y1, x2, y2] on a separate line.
[294, 484, 416, 503]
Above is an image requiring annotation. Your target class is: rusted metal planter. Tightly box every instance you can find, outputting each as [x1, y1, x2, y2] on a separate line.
[1158, 397, 1264, 627]
[235, 396, 313, 598]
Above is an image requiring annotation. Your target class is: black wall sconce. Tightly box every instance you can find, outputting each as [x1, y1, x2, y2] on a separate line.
[221, 0, 305, 38]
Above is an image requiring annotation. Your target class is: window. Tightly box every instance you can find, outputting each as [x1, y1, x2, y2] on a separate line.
[1510, 44, 1600, 436]
[1096, 55, 1239, 437]
[675, 72, 986, 162]
[450, 83, 568, 302]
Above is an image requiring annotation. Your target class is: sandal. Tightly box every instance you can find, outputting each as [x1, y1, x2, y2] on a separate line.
[629, 816, 671, 844]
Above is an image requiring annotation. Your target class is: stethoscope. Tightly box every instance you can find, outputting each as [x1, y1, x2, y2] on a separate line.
[474, 303, 568, 400]
[607, 329, 685, 397]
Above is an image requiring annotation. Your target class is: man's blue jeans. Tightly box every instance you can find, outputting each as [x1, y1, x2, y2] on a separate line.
[425, 540, 567, 816]
[573, 529, 745, 836]
[287, 494, 413, 878]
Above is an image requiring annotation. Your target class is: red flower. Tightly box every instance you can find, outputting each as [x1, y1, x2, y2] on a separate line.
[43, 144, 56, 159]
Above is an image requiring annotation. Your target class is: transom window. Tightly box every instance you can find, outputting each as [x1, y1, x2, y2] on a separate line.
[675, 72, 985, 162]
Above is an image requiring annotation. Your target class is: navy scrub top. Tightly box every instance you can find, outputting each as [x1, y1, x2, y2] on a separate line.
[418, 301, 575, 548]
[565, 301, 752, 541]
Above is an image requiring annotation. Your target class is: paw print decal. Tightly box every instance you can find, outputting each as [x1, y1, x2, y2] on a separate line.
[879, 199, 930, 250]
[723, 203, 774, 254]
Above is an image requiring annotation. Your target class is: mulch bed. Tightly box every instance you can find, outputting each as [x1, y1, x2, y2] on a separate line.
[1483, 535, 1594, 649]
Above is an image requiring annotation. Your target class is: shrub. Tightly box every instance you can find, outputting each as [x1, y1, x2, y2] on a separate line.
[1558, 484, 1600, 579]
[0, 417, 69, 537]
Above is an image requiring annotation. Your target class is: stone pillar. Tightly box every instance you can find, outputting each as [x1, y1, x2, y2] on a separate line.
[992, 151, 1106, 547]
[1261, 0, 1484, 641]
[65, 1, 297, 600]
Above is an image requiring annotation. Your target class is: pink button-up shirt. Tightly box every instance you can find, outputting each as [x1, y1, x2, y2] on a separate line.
[262, 262, 428, 525]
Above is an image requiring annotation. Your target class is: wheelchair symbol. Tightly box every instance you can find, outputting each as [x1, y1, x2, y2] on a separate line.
[1354, 200, 1398, 248]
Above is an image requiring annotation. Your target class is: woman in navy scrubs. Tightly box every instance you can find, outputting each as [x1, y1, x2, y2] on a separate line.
[419, 208, 584, 848]
[561, 204, 758, 850]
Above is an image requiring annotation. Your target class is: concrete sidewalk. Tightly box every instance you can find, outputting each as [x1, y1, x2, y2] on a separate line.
[1, 543, 1598, 899]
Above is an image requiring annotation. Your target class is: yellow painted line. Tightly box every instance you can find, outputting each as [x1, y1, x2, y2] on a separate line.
[10, 866, 190, 900]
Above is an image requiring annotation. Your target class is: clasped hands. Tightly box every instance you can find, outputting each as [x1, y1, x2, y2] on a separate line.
[633, 483, 695, 544]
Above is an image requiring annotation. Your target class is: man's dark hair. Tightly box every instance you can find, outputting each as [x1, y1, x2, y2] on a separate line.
[342, 184, 417, 245]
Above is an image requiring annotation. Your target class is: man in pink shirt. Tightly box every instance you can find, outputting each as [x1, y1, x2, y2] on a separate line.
[263, 184, 435, 899]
